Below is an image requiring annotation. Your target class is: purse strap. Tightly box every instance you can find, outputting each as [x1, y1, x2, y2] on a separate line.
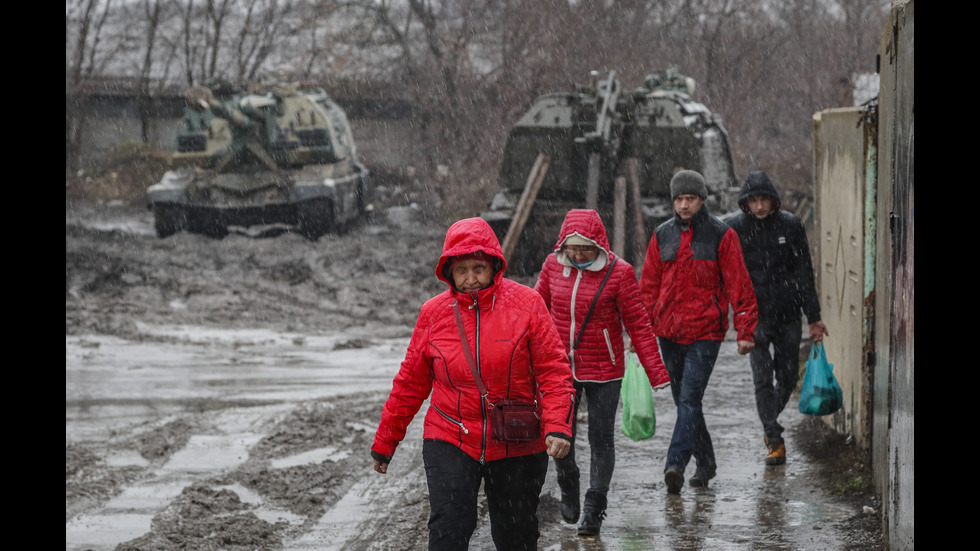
[453, 301, 489, 399]
[453, 300, 538, 408]
[572, 256, 618, 352]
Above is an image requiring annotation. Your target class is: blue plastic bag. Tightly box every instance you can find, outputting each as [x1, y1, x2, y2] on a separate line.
[621, 353, 656, 440]
[798, 342, 843, 416]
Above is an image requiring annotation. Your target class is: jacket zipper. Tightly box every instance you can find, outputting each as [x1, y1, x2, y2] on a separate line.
[433, 404, 469, 435]
[603, 328, 616, 365]
[569, 269, 583, 375]
[471, 293, 489, 465]
[714, 294, 724, 332]
[565, 393, 576, 424]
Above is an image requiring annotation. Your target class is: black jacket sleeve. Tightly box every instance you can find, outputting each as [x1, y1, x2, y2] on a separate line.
[789, 216, 821, 323]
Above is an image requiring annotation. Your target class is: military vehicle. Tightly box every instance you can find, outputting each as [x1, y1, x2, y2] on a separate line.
[480, 69, 739, 275]
[146, 80, 370, 239]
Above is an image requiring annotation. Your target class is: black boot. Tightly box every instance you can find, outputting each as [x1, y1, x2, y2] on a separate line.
[577, 489, 607, 537]
[558, 475, 580, 524]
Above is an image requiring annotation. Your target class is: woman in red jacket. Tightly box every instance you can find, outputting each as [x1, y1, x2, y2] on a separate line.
[534, 209, 670, 537]
[371, 217, 575, 551]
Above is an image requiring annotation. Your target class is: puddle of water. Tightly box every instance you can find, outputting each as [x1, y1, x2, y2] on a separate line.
[66, 475, 194, 551]
[67, 426, 266, 551]
[271, 446, 349, 469]
[66, 331, 408, 443]
[163, 433, 263, 472]
[106, 476, 196, 510]
[104, 449, 149, 468]
[66, 513, 153, 551]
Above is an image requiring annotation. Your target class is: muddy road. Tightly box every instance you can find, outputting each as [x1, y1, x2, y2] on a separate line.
[66, 199, 885, 551]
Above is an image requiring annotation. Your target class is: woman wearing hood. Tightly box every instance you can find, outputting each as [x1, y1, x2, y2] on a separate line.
[534, 209, 670, 537]
[371, 217, 575, 551]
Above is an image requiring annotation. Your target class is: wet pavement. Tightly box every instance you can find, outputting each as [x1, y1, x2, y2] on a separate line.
[67, 325, 864, 550]
[491, 333, 856, 550]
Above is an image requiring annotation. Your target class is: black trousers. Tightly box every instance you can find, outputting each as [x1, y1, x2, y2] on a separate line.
[554, 379, 622, 496]
[423, 439, 548, 551]
[750, 319, 804, 446]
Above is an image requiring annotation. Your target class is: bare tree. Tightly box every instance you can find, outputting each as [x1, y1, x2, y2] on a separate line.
[206, 0, 235, 80]
[135, 0, 170, 143]
[66, 0, 889, 212]
[66, 0, 117, 173]
[234, 0, 296, 81]
[292, 0, 340, 79]
[179, 0, 199, 86]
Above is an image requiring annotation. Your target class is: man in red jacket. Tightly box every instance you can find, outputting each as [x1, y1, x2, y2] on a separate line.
[639, 170, 758, 494]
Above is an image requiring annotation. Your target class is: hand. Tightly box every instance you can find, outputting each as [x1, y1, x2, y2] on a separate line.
[809, 321, 829, 342]
[737, 340, 754, 355]
[373, 459, 388, 474]
[546, 435, 571, 459]
[648, 370, 670, 391]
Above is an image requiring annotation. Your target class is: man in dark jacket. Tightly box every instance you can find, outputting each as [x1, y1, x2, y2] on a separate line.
[728, 171, 829, 467]
[640, 170, 757, 494]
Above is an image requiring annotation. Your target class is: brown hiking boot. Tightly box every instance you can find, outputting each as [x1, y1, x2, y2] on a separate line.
[765, 443, 786, 466]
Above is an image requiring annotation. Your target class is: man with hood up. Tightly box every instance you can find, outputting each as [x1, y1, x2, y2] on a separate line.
[371, 217, 575, 551]
[639, 169, 758, 494]
[534, 209, 670, 537]
[727, 171, 829, 466]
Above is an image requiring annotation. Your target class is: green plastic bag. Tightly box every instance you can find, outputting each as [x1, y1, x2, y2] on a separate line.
[798, 342, 844, 416]
[621, 353, 656, 441]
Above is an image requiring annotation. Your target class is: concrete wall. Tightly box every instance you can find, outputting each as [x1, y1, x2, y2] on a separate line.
[73, 93, 420, 174]
[876, 1, 915, 549]
[812, 107, 874, 448]
[814, 1, 913, 549]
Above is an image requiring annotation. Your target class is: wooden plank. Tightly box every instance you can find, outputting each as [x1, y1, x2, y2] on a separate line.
[625, 157, 647, 268]
[501, 153, 551, 266]
[586, 152, 601, 210]
[613, 176, 626, 255]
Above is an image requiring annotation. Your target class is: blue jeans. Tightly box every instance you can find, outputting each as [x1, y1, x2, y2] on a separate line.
[554, 379, 622, 496]
[659, 338, 721, 473]
[423, 439, 547, 551]
[750, 319, 803, 446]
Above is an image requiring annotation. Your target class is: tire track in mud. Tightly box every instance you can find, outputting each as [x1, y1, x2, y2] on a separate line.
[68, 394, 415, 551]
[66, 407, 278, 551]
[66, 318, 417, 551]
[285, 405, 429, 551]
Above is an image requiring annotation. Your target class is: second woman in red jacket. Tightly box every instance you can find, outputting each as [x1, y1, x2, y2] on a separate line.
[534, 209, 670, 537]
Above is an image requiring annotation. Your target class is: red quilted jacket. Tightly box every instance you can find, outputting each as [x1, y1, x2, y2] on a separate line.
[372, 217, 575, 464]
[639, 207, 758, 344]
[534, 209, 669, 388]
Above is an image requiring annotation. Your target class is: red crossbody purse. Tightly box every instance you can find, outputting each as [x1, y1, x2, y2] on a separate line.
[452, 301, 541, 443]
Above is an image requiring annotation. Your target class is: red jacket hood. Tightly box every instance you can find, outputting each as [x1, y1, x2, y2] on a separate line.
[554, 209, 611, 252]
[436, 217, 507, 290]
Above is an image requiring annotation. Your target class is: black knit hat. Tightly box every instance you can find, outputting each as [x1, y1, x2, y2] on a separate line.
[669, 170, 708, 200]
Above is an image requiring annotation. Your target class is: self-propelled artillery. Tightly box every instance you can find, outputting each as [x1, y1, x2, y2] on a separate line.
[147, 80, 370, 239]
[481, 69, 738, 274]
